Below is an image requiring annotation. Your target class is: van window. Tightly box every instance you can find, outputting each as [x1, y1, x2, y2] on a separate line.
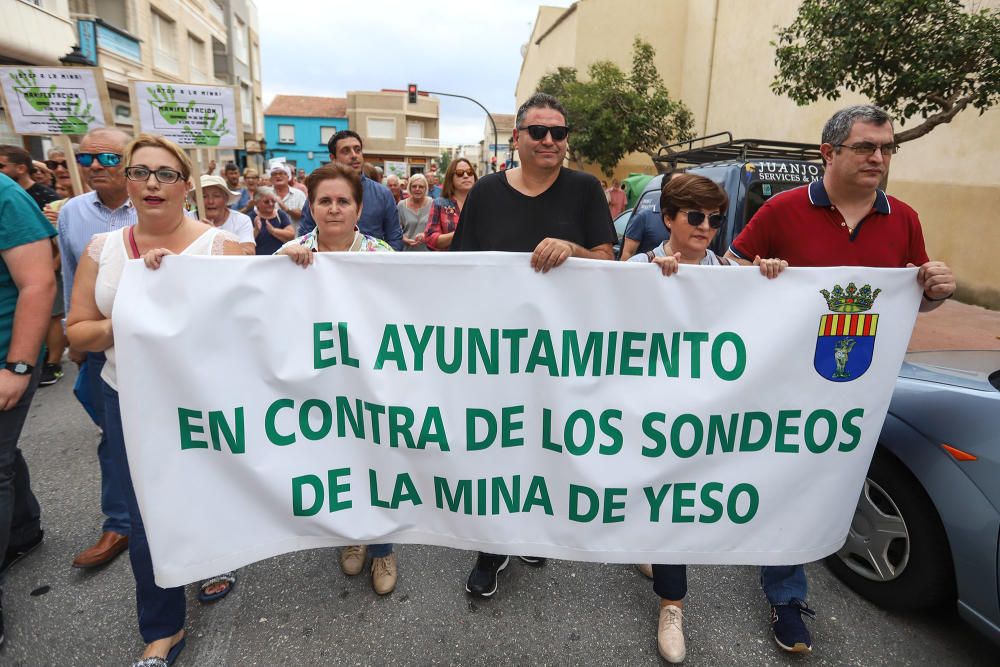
[743, 181, 808, 225]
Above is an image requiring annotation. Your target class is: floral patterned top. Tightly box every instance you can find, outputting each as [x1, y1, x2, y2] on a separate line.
[424, 196, 460, 251]
[276, 228, 393, 254]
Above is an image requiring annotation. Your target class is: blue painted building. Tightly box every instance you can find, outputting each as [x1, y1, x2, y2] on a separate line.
[264, 95, 348, 174]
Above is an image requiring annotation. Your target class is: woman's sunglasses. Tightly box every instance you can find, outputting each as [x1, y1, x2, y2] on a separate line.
[45, 159, 68, 170]
[76, 152, 122, 167]
[453, 169, 475, 178]
[518, 125, 570, 141]
[683, 210, 724, 229]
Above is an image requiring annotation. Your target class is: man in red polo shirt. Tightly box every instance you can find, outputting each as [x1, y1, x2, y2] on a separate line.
[726, 104, 956, 654]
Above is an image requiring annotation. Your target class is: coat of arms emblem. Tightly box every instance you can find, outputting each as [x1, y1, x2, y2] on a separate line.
[814, 282, 881, 382]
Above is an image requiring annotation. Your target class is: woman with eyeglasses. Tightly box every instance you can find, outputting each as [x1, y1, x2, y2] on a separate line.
[627, 173, 785, 663]
[423, 158, 477, 250]
[67, 134, 242, 667]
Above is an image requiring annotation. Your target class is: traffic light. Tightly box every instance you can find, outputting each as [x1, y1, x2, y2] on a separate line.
[407, 84, 418, 104]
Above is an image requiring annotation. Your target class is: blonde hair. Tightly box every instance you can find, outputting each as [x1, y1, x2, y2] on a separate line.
[408, 172, 428, 188]
[124, 133, 193, 181]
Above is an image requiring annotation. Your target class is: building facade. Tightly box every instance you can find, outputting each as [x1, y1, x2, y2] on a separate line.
[478, 112, 515, 176]
[0, 0, 265, 169]
[263, 95, 348, 174]
[516, 0, 1000, 307]
[346, 89, 440, 177]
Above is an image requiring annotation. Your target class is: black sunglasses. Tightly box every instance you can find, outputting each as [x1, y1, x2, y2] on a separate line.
[45, 159, 68, 170]
[518, 125, 569, 141]
[76, 152, 122, 167]
[683, 210, 724, 229]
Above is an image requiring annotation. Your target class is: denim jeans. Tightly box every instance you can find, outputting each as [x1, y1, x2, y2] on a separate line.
[368, 543, 393, 558]
[760, 564, 808, 605]
[652, 564, 687, 601]
[103, 382, 184, 643]
[86, 353, 130, 535]
[0, 368, 42, 586]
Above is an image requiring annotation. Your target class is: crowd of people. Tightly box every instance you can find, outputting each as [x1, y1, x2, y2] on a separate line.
[0, 92, 956, 665]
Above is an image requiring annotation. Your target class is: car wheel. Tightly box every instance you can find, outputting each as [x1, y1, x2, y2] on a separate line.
[825, 448, 956, 610]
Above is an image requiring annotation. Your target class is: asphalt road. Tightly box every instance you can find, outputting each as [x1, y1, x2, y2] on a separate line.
[2, 364, 996, 666]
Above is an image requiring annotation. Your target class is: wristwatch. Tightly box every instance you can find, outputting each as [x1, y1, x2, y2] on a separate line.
[4, 361, 33, 375]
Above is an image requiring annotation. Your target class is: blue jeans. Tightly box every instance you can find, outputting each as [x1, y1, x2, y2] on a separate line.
[369, 543, 392, 558]
[103, 382, 184, 643]
[760, 564, 807, 605]
[86, 353, 129, 535]
[0, 368, 42, 587]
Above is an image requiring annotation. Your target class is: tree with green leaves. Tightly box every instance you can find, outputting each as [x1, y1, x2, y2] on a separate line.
[537, 39, 694, 175]
[438, 149, 452, 174]
[772, 0, 1000, 143]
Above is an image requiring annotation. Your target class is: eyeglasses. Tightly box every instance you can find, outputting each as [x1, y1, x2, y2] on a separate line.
[518, 125, 570, 141]
[683, 210, 724, 229]
[45, 159, 68, 170]
[0, 163, 7, 170]
[834, 142, 898, 156]
[124, 166, 184, 184]
[76, 152, 122, 167]
[453, 168, 475, 178]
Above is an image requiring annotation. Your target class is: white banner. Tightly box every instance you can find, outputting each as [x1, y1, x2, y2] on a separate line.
[113, 254, 921, 587]
[131, 81, 241, 148]
[0, 66, 110, 136]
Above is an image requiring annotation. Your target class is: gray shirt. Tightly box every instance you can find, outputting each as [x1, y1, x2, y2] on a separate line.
[397, 199, 431, 252]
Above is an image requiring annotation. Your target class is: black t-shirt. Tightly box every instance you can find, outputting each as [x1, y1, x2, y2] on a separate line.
[452, 168, 616, 252]
[26, 182, 59, 211]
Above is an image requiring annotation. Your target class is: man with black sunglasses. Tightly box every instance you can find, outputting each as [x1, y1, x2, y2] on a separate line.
[56, 127, 135, 571]
[726, 104, 956, 655]
[452, 92, 616, 598]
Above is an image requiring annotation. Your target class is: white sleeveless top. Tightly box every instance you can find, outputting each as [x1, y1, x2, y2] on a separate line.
[88, 226, 236, 390]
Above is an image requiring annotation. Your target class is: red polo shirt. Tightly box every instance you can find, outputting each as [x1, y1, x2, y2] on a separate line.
[730, 180, 930, 267]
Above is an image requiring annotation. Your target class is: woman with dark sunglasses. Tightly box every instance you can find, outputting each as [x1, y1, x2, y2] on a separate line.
[628, 172, 786, 663]
[423, 157, 477, 250]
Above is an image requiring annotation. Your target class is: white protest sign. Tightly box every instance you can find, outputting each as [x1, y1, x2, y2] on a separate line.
[112, 254, 921, 587]
[0, 66, 111, 135]
[130, 80, 242, 148]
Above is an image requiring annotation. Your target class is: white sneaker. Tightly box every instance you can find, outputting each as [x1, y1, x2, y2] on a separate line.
[657, 604, 686, 663]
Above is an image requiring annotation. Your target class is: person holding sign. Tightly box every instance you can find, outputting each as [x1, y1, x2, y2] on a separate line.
[628, 173, 785, 663]
[725, 104, 955, 654]
[451, 92, 616, 597]
[66, 134, 243, 666]
[275, 163, 398, 595]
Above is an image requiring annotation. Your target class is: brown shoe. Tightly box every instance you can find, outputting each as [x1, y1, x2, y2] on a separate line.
[339, 545, 367, 576]
[371, 553, 397, 595]
[72, 531, 128, 568]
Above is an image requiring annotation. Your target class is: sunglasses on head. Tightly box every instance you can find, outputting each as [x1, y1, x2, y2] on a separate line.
[518, 125, 569, 141]
[76, 152, 122, 167]
[45, 159, 68, 170]
[683, 210, 724, 229]
[453, 168, 475, 178]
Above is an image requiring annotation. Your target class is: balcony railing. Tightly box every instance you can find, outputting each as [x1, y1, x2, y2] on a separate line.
[406, 137, 440, 148]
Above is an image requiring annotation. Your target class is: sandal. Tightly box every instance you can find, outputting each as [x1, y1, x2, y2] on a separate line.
[197, 571, 237, 603]
[130, 635, 185, 667]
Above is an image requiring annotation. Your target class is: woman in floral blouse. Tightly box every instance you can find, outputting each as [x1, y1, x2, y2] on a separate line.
[275, 162, 397, 596]
[423, 157, 476, 250]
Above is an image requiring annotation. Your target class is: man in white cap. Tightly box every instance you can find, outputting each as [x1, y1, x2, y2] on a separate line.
[270, 163, 306, 224]
[197, 174, 255, 255]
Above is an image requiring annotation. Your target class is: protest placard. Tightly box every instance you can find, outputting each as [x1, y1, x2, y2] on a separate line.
[0, 66, 111, 135]
[112, 254, 921, 587]
[129, 80, 242, 149]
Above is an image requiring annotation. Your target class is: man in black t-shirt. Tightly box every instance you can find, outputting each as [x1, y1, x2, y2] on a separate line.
[453, 92, 616, 598]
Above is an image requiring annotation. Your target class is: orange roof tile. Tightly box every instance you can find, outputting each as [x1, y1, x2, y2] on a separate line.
[264, 95, 347, 118]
